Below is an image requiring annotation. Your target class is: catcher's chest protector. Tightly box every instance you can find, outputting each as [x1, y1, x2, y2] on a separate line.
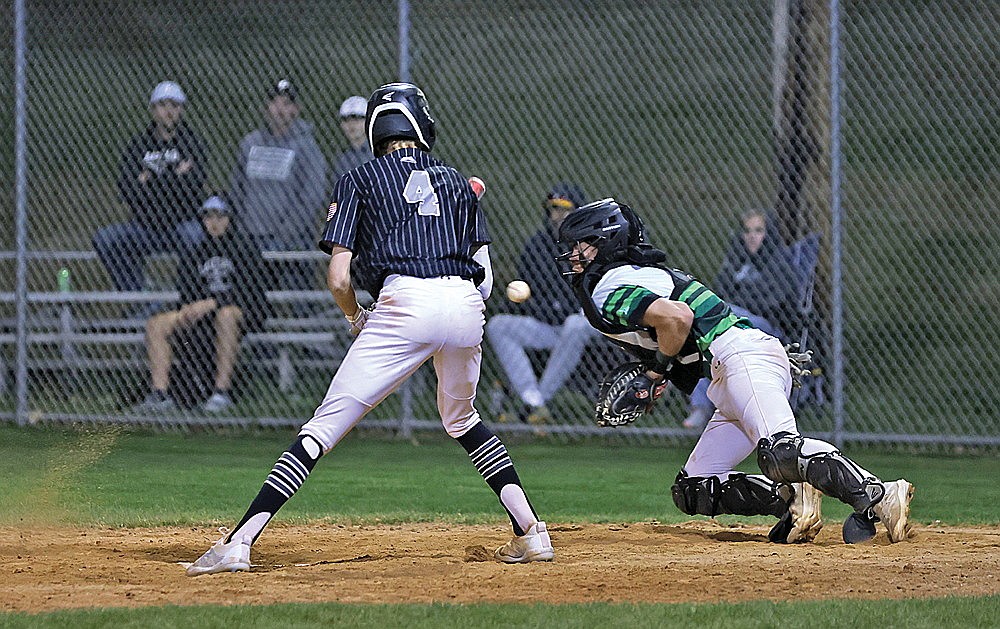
[571, 261, 704, 393]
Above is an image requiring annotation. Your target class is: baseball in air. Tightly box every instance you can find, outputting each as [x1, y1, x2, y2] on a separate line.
[506, 280, 531, 303]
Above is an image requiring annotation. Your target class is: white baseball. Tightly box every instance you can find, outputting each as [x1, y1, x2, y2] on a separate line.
[506, 280, 531, 303]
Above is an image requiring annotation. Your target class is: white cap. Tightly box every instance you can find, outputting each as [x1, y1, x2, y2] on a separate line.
[199, 195, 231, 215]
[149, 81, 186, 106]
[338, 95, 367, 118]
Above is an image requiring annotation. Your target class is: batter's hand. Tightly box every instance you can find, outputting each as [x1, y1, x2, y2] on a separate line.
[346, 303, 373, 336]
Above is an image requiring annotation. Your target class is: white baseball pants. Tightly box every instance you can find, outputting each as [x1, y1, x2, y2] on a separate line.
[683, 327, 800, 478]
[300, 275, 486, 451]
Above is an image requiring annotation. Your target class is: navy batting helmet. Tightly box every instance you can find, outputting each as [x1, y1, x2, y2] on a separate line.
[366, 82, 436, 155]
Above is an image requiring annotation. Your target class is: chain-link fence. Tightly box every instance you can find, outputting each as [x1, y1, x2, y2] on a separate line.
[2, 1, 997, 446]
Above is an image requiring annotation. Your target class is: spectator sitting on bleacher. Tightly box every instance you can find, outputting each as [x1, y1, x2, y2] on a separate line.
[132, 195, 269, 414]
[485, 183, 601, 424]
[683, 208, 798, 429]
[228, 78, 328, 293]
[92, 80, 207, 299]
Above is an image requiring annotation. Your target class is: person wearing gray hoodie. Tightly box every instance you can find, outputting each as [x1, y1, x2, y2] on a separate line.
[229, 79, 328, 291]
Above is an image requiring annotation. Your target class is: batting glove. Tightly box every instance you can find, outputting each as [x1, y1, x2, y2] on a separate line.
[346, 303, 373, 336]
[784, 343, 814, 389]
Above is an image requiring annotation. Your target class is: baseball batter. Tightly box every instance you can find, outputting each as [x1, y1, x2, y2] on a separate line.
[187, 83, 552, 575]
[558, 198, 914, 545]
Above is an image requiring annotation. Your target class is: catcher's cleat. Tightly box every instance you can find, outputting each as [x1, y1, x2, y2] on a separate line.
[186, 534, 251, 576]
[769, 483, 824, 543]
[494, 521, 554, 564]
[873, 479, 914, 543]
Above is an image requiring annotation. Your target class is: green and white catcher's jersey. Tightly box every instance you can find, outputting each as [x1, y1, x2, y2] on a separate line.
[590, 264, 750, 361]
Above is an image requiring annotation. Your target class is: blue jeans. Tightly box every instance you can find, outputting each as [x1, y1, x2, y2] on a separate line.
[93, 219, 204, 291]
[689, 306, 782, 410]
[486, 312, 600, 407]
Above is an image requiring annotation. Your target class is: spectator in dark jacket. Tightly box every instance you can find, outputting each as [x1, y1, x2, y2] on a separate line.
[228, 79, 328, 293]
[713, 209, 798, 336]
[485, 183, 600, 423]
[684, 208, 798, 428]
[132, 195, 269, 414]
[93, 80, 207, 294]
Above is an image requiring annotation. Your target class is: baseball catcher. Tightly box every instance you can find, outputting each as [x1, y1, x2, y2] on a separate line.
[559, 198, 914, 545]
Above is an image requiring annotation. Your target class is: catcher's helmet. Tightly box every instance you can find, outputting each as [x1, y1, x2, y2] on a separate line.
[366, 82, 436, 154]
[557, 198, 634, 269]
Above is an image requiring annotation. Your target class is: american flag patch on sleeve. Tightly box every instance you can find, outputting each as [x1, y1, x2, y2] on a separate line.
[326, 202, 337, 221]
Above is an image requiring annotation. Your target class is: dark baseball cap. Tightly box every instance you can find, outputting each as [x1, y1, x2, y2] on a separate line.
[269, 78, 298, 102]
[545, 182, 586, 210]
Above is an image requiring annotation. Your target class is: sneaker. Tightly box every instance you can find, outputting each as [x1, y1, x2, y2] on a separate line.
[521, 404, 551, 425]
[494, 521, 554, 563]
[873, 479, 914, 543]
[202, 392, 233, 413]
[186, 534, 251, 576]
[131, 390, 176, 413]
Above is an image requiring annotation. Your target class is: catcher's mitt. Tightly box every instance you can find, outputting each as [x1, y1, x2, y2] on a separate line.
[594, 362, 666, 427]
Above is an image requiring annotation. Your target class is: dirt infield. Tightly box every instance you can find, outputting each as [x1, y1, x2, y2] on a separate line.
[3, 521, 999, 612]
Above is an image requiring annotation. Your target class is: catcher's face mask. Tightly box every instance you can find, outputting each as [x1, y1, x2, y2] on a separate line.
[555, 239, 599, 276]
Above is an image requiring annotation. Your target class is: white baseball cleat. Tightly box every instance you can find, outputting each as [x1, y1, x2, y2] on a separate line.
[494, 521, 554, 563]
[186, 535, 251, 576]
[786, 482, 824, 543]
[874, 479, 914, 543]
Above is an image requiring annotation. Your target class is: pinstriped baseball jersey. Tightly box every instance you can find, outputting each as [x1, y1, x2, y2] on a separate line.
[319, 147, 490, 296]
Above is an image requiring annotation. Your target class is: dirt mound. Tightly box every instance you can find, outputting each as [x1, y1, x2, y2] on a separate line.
[3, 521, 998, 612]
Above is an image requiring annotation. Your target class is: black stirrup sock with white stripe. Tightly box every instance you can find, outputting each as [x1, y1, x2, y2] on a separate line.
[456, 421, 539, 536]
[226, 433, 324, 544]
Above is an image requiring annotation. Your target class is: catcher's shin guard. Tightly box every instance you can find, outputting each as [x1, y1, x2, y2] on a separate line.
[670, 470, 790, 518]
[757, 432, 885, 543]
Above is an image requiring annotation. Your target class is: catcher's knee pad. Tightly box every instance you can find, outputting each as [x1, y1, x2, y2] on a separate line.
[671, 470, 721, 516]
[758, 432, 883, 512]
[756, 432, 808, 483]
[718, 473, 792, 518]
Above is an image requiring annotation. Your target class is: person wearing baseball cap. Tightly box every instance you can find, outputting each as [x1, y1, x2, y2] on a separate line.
[485, 182, 603, 425]
[331, 95, 375, 182]
[227, 78, 328, 297]
[133, 191, 269, 415]
[92, 79, 208, 306]
[149, 80, 187, 106]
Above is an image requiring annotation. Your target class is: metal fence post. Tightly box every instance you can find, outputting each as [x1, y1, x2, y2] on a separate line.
[398, 0, 411, 83]
[14, 0, 30, 426]
[829, 0, 845, 446]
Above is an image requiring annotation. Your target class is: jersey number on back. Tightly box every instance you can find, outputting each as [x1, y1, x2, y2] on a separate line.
[403, 170, 440, 217]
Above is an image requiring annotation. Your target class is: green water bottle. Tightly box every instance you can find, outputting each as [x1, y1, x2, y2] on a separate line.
[57, 267, 71, 293]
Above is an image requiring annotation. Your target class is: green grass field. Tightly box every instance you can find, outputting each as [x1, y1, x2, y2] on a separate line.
[1, 423, 998, 626]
